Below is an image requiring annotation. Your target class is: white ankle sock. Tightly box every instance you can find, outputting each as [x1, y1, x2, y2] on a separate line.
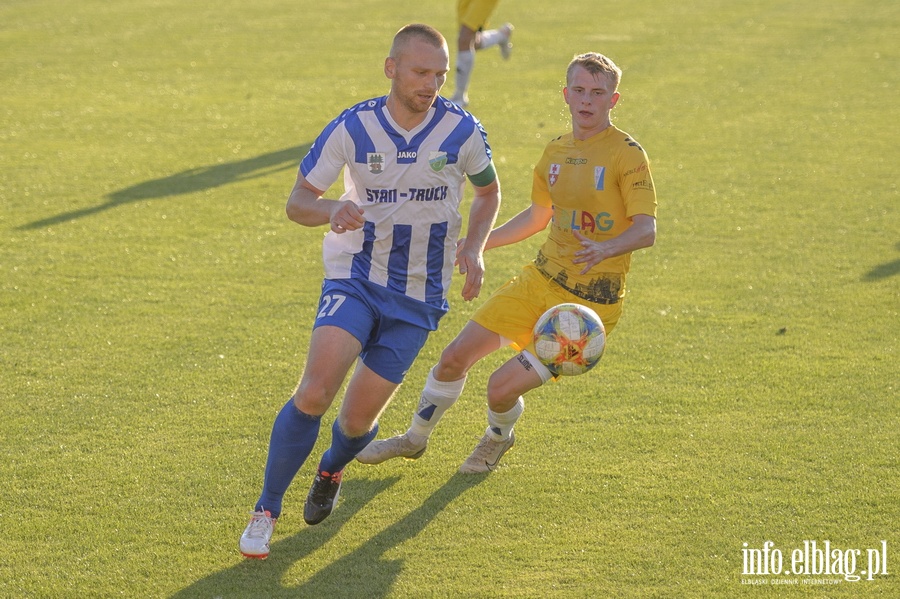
[408, 368, 466, 441]
[453, 50, 475, 101]
[487, 397, 524, 441]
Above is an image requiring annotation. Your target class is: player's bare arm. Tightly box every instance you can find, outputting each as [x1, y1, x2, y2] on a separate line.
[457, 177, 500, 301]
[572, 213, 656, 274]
[484, 202, 554, 251]
[285, 173, 365, 234]
[454, 200, 551, 264]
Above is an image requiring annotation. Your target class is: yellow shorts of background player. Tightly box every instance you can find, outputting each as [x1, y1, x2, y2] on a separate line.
[471, 263, 624, 354]
[458, 0, 502, 31]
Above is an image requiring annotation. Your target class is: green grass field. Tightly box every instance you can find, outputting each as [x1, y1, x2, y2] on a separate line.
[1, 0, 897, 597]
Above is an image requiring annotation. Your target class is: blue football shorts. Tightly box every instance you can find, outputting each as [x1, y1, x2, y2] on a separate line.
[313, 279, 445, 384]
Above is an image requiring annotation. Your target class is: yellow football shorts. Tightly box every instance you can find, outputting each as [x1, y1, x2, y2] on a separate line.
[458, 0, 501, 31]
[471, 263, 624, 353]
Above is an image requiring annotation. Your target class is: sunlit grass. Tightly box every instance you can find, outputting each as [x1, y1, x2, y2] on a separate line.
[1, 0, 896, 596]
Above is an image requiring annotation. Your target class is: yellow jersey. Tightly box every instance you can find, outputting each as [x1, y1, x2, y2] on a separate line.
[532, 125, 657, 304]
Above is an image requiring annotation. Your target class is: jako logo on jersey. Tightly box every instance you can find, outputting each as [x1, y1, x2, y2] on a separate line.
[553, 207, 614, 232]
[398, 151, 417, 160]
[549, 163, 561, 186]
[429, 151, 448, 172]
[594, 166, 606, 191]
[367, 153, 385, 174]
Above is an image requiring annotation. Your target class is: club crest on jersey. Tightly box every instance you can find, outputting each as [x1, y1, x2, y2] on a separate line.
[367, 153, 385, 175]
[429, 151, 448, 172]
[595, 166, 606, 191]
[549, 163, 561, 186]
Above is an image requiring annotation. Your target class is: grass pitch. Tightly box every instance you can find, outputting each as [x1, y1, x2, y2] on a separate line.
[1, 0, 897, 597]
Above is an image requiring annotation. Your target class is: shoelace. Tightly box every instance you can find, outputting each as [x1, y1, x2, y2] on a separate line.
[246, 512, 273, 538]
[470, 437, 498, 461]
[311, 472, 341, 503]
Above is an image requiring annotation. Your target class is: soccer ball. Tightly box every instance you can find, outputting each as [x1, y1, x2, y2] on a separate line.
[532, 303, 606, 376]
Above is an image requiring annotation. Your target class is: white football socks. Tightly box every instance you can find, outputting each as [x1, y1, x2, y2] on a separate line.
[487, 397, 525, 441]
[452, 50, 475, 103]
[478, 28, 505, 49]
[408, 368, 467, 444]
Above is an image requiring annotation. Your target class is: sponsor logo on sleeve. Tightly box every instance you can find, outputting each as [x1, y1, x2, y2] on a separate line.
[549, 163, 561, 186]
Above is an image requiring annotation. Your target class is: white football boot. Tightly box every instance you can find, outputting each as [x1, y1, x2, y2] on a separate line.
[499, 23, 514, 60]
[239, 510, 276, 559]
[356, 433, 427, 464]
[450, 93, 469, 109]
[459, 431, 515, 473]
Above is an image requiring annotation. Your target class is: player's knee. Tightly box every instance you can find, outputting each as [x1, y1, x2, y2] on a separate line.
[336, 413, 375, 438]
[458, 27, 476, 50]
[292, 383, 333, 416]
[485, 373, 521, 414]
[436, 345, 471, 379]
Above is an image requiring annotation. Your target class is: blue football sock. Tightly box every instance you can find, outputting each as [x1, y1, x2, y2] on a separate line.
[254, 398, 321, 519]
[318, 419, 379, 474]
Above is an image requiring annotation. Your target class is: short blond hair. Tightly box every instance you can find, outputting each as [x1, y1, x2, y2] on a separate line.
[390, 23, 447, 59]
[566, 52, 622, 90]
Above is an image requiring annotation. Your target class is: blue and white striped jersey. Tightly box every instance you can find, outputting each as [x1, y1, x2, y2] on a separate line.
[300, 96, 493, 310]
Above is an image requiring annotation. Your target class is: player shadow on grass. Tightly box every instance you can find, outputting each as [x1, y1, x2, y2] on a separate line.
[170, 472, 485, 598]
[17, 143, 311, 230]
[862, 241, 900, 281]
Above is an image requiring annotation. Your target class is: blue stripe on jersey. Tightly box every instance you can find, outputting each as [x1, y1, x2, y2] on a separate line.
[401, 102, 447, 163]
[374, 101, 449, 164]
[425, 221, 448, 304]
[386, 224, 412, 294]
[345, 111, 376, 165]
[350, 221, 377, 279]
[372, 104, 404, 158]
[299, 137, 324, 178]
[300, 99, 383, 175]
[438, 116, 492, 166]
[300, 105, 355, 177]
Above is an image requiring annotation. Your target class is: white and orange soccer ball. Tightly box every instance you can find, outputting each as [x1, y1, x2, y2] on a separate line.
[532, 303, 606, 376]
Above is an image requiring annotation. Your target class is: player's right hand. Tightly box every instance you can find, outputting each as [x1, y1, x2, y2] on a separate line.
[454, 237, 467, 266]
[456, 246, 485, 301]
[330, 201, 365, 234]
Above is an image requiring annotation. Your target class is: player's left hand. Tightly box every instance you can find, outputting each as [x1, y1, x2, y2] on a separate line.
[572, 231, 607, 275]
